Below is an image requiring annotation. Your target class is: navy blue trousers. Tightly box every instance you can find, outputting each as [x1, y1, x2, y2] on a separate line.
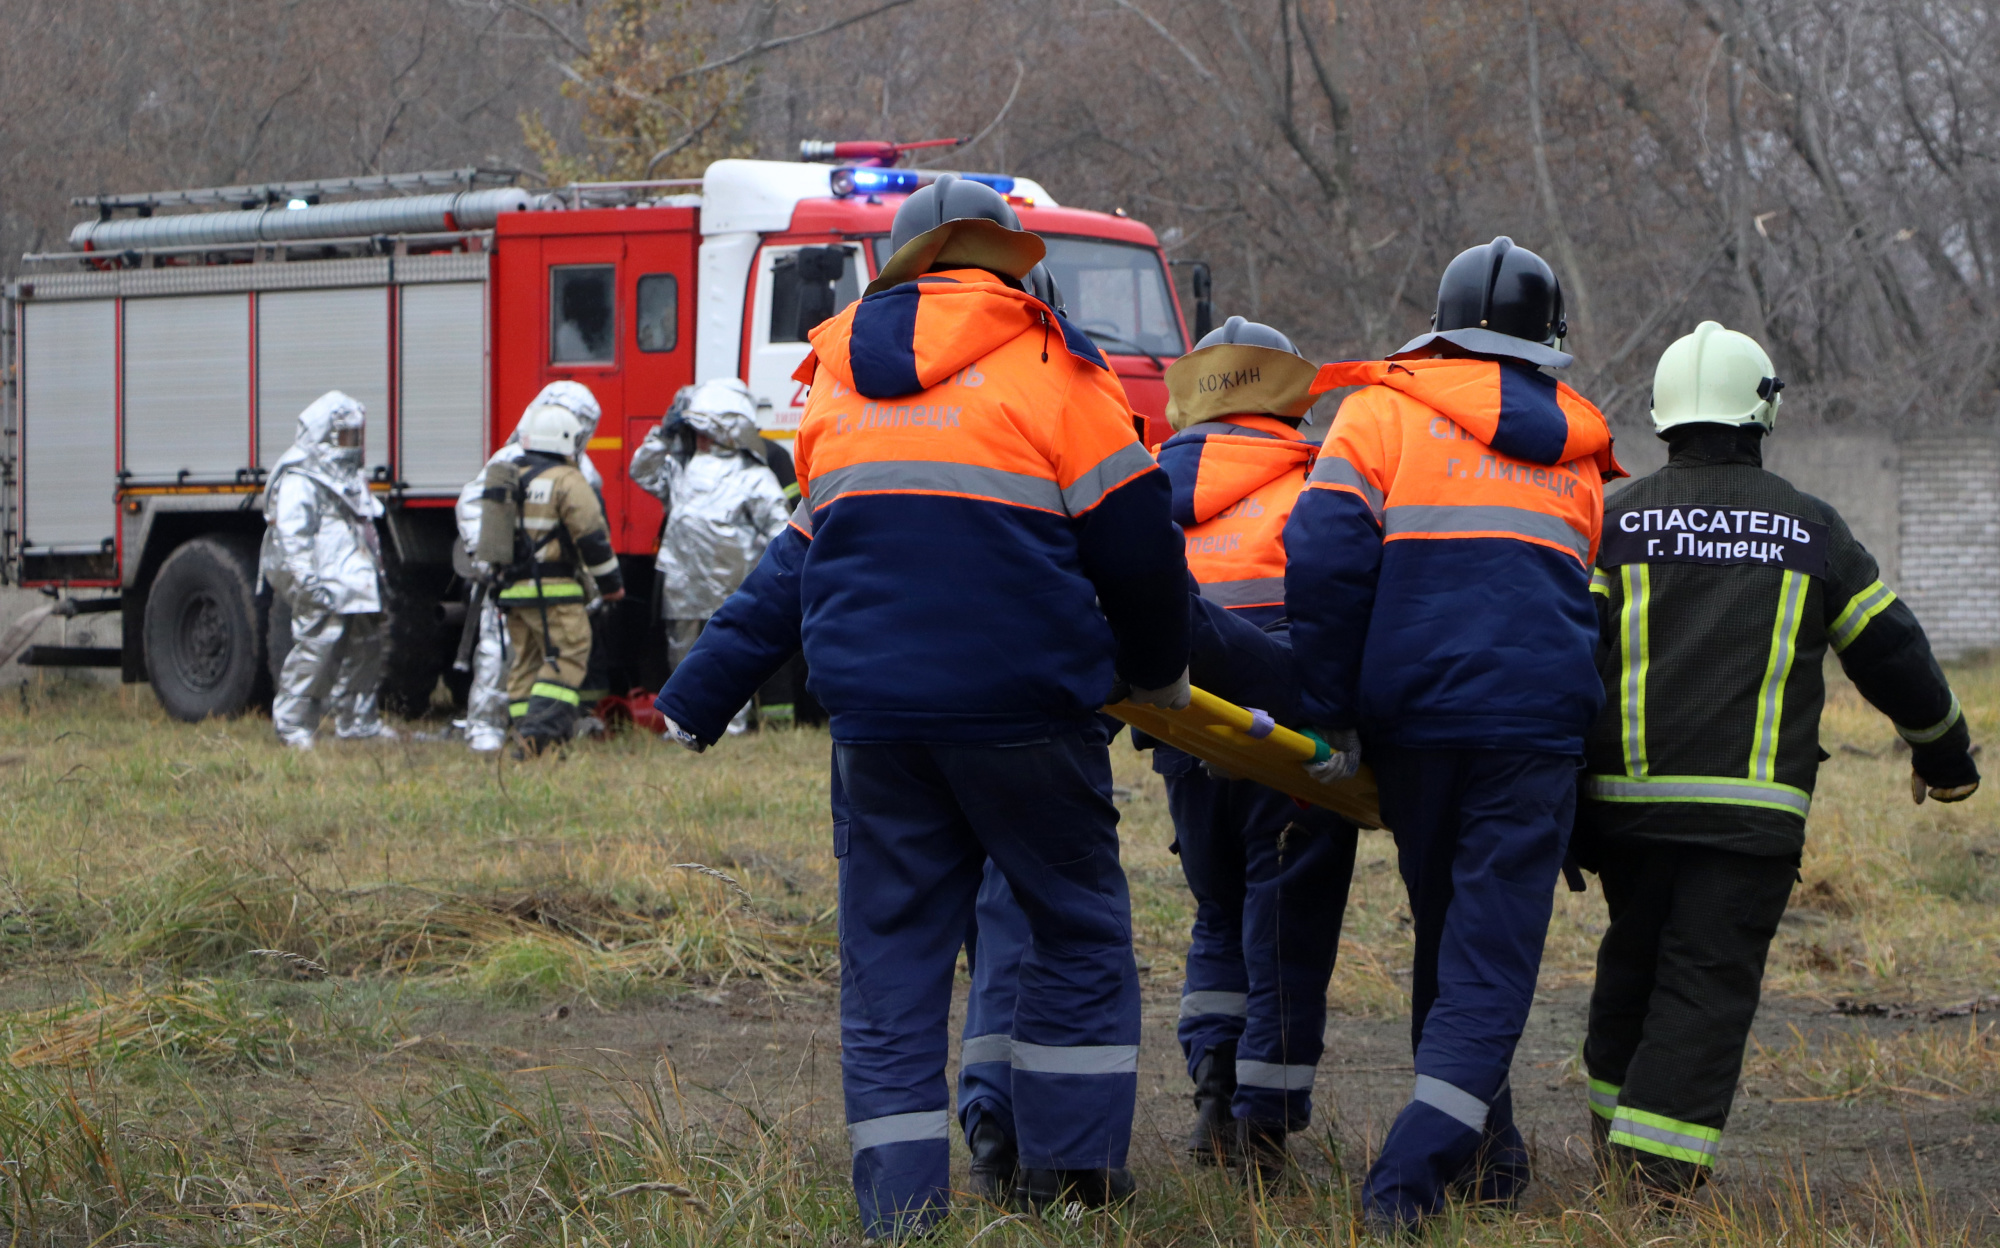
[832, 731, 1139, 1240]
[1166, 761, 1358, 1128]
[1360, 746, 1575, 1228]
[956, 862, 1028, 1137]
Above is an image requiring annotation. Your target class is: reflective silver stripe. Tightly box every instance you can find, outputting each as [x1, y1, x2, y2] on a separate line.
[811, 460, 1064, 514]
[1382, 503, 1589, 563]
[1061, 443, 1158, 516]
[1619, 564, 1650, 777]
[1178, 990, 1249, 1019]
[1587, 1079, 1619, 1120]
[1589, 568, 1612, 597]
[789, 498, 814, 536]
[1412, 1074, 1488, 1132]
[1010, 1042, 1140, 1075]
[1236, 1059, 1316, 1091]
[1584, 773, 1811, 816]
[523, 515, 559, 531]
[1898, 692, 1962, 745]
[585, 555, 619, 576]
[1750, 570, 1808, 782]
[847, 1109, 950, 1153]
[1307, 455, 1384, 514]
[1199, 577, 1286, 608]
[1829, 580, 1896, 652]
[960, 1033, 1012, 1066]
[1609, 1109, 1720, 1164]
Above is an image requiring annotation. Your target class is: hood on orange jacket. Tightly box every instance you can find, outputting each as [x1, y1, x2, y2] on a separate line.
[1157, 417, 1316, 528]
[794, 269, 1104, 400]
[1312, 357, 1625, 479]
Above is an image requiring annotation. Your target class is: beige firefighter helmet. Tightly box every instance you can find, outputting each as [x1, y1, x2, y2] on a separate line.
[1651, 320, 1785, 434]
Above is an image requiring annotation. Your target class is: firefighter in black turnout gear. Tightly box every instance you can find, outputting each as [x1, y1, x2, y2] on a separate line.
[1577, 322, 1979, 1193]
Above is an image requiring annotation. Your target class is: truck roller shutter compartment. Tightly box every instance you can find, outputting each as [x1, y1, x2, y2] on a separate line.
[22, 300, 117, 554]
[399, 282, 487, 491]
[257, 288, 390, 474]
[124, 295, 250, 481]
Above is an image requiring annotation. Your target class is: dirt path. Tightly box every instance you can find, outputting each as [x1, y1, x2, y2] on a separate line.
[411, 976, 2000, 1225]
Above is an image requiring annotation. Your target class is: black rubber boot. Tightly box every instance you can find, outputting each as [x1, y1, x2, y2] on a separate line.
[1186, 1041, 1239, 1166]
[1016, 1167, 1136, 1212]
[1237, 1119, 1289, 1189]
[966, 1114, 1018, 1206]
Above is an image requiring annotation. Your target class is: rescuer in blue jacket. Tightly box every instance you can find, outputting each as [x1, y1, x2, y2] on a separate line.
[653, 176, 1189, 1239]
[1285, 238, 1624, 1229]
[1149, 318, 1360, 1182]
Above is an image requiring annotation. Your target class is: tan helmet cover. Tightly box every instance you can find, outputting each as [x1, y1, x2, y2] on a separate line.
[1163, 343, 1321, 431]
[865, 217, 1048, 296]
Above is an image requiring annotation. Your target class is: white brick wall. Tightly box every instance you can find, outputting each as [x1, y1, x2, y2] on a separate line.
[1898, 435, 2000, 661]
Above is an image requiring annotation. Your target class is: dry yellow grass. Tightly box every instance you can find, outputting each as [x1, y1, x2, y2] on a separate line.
[0, 661, 1990, 1244]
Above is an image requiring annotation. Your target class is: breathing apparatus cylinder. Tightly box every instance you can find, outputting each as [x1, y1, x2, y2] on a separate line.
[475, 459, 521, 568]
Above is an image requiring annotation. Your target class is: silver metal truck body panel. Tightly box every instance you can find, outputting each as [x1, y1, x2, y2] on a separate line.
[19, 253, 484, 302]
[256, 287, 390, 476]
[122, 294, 251, 481]
[398, 282, 488, 492]
[21, 300, 117, 551]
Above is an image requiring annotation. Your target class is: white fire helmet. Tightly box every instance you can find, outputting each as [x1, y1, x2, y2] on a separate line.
[517, 403, 585, 458]
[1651, 321, 1785, 434]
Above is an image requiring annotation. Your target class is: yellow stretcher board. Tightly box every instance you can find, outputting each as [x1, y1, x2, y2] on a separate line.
[1106, 687, 1383, 829]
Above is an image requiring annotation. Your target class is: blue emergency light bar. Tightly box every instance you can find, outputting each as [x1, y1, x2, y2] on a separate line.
[830, 167, 1017, 199]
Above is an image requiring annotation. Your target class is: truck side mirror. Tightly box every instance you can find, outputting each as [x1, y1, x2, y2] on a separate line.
[1189, 261, 1214, 343]
[794, 246, 847, 339]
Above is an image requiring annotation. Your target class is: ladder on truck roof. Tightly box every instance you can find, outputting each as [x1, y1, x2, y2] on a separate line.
[75, 168, 523, 216]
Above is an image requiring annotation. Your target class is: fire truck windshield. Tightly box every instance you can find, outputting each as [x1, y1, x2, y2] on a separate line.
[1039, 237, 1186, 358]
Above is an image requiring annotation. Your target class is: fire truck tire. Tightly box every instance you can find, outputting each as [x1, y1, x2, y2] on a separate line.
[379, 573, 447, 720]
[144, 536, 272, 722]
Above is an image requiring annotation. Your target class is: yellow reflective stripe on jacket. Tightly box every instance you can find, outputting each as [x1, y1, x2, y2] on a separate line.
[530, 682, 580, 706]
[1750, 570, 1809, 782]
[1618, 564, 1651, 777]
[508, 701, 529, 719]
[1608, 1106, 1720, 1166]
[1897, 692, 1962, 745]
[1588, 1079, 1619, 1122]
[1583, 773, 1811, 816]
[499, 580, 587, 600]
[1829, 580, 1895, 652]
[1589, 568, 1612, 597]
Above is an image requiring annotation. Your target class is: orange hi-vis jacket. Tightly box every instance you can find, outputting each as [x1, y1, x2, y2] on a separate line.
[1283, 356, 1624, 753]
[1155, 414, 1316, 629]
[654, 266, 1189, 745]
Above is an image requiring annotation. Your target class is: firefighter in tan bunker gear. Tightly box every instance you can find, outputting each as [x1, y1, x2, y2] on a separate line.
[499, 402, 625, 752]
[258, 390, 394, 750]
[455, 382, 605, 752]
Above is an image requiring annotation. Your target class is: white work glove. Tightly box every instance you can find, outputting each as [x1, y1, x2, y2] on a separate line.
[1128, 668, 1193, 711]
[1301, 727, 1362, 784]
[662, 716, 706, 754]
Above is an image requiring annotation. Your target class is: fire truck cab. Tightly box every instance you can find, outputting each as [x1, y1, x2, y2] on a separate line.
[1, 156, 1193, 721]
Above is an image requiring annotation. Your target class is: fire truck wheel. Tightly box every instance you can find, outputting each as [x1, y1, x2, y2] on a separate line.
[379, 573, 447, 720]
[144, 536, 272, 722]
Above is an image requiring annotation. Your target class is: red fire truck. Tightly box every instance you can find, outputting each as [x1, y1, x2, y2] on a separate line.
[0, 150, 1202, 720]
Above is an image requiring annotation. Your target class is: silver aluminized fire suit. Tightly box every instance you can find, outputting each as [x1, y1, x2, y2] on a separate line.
[629, 380, 788, 734]
[454, 382, 603, 752]
[259, 390, 392, 748]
